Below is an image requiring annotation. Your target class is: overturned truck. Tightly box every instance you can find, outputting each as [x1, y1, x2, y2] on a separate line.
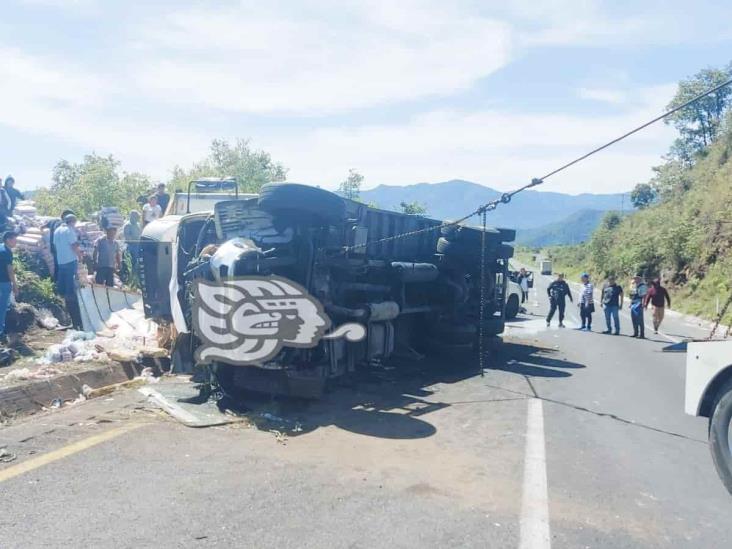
[139, 182, 515, 398]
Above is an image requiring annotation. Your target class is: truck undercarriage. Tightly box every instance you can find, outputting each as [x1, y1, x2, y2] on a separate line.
[139, 183, 515, 398]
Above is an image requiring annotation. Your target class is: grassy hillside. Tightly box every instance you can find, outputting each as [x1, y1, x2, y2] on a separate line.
[543, 121, 732, 324]
[515, 209, 607, 247]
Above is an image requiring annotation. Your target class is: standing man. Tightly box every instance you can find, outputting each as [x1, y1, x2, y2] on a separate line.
[122, 210, 142, 267]
[578, 273, 595, 331]
[517, 267, 530, 303]
[644, 278, 671, 334]
[546, 273, 572, 328]
[142, 195, 162, 227]
[0, 231, 18, 343]
[93, 227, 121, 287]
[629, 275, 649, 339]
[155, 183, 170, 216]
[47, 209, 75, 283]
[601, 275, 623, 335]
[0, 183, 11, 230]
[53, 214, 83, 329]
[4, 176, 24, 213]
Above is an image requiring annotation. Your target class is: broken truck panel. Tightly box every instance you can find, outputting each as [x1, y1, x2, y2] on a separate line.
[138, 183, 516, 398]
[76, 283, 144, 333]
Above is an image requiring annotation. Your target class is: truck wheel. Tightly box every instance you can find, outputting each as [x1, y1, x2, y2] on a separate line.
[709, 379, 732, 496]
[258, 183, 346, 224]
[505, 294, 519, 320]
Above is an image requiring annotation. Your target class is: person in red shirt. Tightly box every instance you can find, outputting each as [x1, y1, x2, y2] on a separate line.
[644, 278, 671, 334]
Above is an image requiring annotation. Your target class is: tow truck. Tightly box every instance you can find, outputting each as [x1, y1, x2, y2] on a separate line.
[685, 338, 732, 495]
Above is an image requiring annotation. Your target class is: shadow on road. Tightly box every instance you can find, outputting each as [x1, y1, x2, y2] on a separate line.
[491, 341, 585, 379]
[214, 341, 581, 441]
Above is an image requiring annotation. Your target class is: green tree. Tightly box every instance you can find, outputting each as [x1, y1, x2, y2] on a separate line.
[630, 182, 657, 209]
[399, 200, 427, 215]
[600, 211, 622, 230]
[169, 139, 287, 194]
[338, 169, 364, 200]
[34, 154, 150, 218]
[649, 159, 692, 201]
[665, 65, 732, 161]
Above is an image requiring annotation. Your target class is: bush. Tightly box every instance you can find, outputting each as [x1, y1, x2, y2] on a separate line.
[14, 251, 61, 309]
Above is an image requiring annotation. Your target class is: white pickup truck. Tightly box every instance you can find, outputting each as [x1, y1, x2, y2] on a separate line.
[685, 339, 732, 495]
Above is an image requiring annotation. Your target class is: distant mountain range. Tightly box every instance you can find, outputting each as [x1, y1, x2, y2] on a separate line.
[514, 209, 608, 247]
[359, 179, 628, 231]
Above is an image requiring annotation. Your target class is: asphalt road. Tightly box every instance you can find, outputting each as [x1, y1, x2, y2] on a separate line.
[1, 272, 731, 548]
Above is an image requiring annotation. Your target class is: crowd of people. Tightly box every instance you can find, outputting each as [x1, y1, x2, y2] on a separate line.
[45, 183, 171, 330]
[0, 176, 173, 339]
[542, 270, 671, 338]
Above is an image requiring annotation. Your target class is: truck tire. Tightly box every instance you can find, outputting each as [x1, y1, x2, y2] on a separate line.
[505, 294, 520, 320]
[709, 379, 732, 496]
[258, 183, 346, 224]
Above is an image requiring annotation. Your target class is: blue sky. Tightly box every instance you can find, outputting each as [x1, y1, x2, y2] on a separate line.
[1, 0, 731, 195]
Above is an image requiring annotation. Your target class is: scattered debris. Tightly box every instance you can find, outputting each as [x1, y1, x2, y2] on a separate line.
[2, 365, 62, 382]
[0, 447, 17, 463]
[86, 378, 149, 399]
[0, 348, 14, 366]
[269, 429, 288, 445]
[67, 394, 87, 406]
[137, 367, 159, 383]
[139, 382, 248, 428]
[37, 308, 60, 330]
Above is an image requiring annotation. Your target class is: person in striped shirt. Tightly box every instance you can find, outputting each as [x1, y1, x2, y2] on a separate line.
[579, 273, 595, 331]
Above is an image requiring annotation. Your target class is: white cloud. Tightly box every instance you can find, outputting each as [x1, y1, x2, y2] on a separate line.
[577, 83, 677, 108]
[0, 47, 209, 183]
[135, 2, 514, 114]
[578, 88, 627, 104]
[263, 84, 677, 194]
[0, 1, 714, 195]
[19, 0, 96, 10]
[506, 0, 732, 47]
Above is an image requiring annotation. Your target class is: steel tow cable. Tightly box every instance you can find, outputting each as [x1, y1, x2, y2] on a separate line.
[331, 78, 732, 340]
[337, 76, 732, 255]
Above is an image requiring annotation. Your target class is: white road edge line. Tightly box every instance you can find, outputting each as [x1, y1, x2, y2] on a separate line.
[519, 398, 551, 549]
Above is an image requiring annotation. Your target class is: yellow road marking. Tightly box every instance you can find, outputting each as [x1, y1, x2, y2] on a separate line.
[0, 422, 146, 483]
